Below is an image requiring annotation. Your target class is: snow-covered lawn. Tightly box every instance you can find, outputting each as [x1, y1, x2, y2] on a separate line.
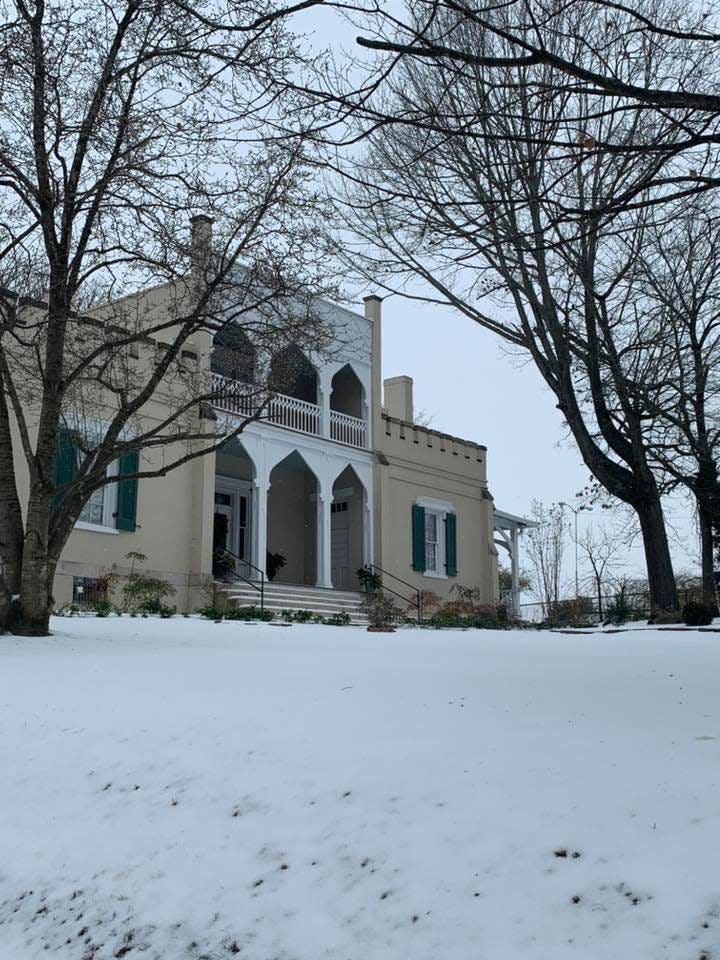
[1, 618, 719, 960]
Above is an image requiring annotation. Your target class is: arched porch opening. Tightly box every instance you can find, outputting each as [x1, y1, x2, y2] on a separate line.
[331, 465, 367, 590]
[330, 363, 364, 419]
[267, 451, 319, 585]
[211, 324, 257, 384]
[270, 345, 318, 404]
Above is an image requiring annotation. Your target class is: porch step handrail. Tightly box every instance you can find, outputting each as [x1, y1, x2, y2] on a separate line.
[214, 547, 265, 612]
[366, 563, 423, 624]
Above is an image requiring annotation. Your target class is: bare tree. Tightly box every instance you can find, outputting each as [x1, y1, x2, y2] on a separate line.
[345, 0, 720, 216]
[621, 203, 720, 610]
[526, 501, 566, 617]
[337, 1, 682, 611]
[577, 525, 628, 621]
[0, 0, 338, 635]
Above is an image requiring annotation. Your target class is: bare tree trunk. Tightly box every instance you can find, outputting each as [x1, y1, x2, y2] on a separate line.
[16, 490, 54, 636]
[636, 496, 678, 615]
[697, 505, 718, 614]
[0, 385, 24, 631]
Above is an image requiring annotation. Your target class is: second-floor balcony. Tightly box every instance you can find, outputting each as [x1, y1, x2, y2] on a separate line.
[211, 372, 368, 449]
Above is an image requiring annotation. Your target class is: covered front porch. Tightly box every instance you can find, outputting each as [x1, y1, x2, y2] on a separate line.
[211, 341, 370, 450]
[212, 437, 373, 592]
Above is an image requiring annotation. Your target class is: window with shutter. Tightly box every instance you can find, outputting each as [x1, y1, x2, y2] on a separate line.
[411, 504, 426, 572]
[51, 427, 77, 508]
[116, 451, 139, 532]
[445, 513, 458, 577]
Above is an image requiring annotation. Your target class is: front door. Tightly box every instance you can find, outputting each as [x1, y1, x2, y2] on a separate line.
[214, 478, 252, 568]
[331, 500, 350, 588]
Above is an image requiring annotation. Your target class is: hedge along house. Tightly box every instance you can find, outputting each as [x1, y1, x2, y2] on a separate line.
[10, 219, 521, 617]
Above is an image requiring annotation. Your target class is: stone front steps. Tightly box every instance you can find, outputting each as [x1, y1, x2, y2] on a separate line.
[218, 580, 369, 625]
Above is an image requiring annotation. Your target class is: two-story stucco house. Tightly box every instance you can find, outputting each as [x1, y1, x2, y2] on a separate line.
[14, 225, 506, 620]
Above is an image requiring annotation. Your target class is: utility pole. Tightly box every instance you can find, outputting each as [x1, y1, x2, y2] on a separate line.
[559, 502, 579, 600]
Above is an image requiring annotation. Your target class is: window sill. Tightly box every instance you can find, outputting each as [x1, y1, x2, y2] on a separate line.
[423, 570, 448, 580]
[74, 521, 119, 535]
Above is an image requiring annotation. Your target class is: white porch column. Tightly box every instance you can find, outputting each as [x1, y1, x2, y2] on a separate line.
[253, 470, 269, 580]
[316, 480, 333, 588]
[318, 368, 333, 440]
[510, 526, 520, 618]
[363, 483, 374, 568]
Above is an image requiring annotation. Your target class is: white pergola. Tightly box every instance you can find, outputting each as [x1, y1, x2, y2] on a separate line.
[493, 509, 538, 617]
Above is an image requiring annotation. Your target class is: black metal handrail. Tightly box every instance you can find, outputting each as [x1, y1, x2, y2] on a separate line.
[214, 548, 265, 612]
[366, 563, 423, 624]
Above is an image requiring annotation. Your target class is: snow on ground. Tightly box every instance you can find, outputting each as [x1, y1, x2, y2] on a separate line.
[1, 617, 719, 960]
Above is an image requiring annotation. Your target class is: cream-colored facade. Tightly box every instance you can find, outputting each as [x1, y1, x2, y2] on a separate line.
[14, 286, 499, 612]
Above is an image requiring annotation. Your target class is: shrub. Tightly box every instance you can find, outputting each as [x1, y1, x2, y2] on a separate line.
[196, 605, 225, 620]
[547, 596, 594, 627]
[361, 591, 402, 628]
[416, 589, 442, 616]
[55, 603, 81, 617]
[292, 609, 315, 623]
[223, 605, 274, 622]
[431, 603, 505, 630]
[323, 611, 351, 626]
[122, 571, 176, 615]
[682, 601, 714, 627]
[430, 584, 513, 629]
[91, 599, 113, 618]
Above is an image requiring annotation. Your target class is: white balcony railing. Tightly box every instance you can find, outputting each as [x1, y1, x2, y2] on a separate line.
[211, 372, 256, 418]
[211, 372, 367, 448]
[330, 409, 367, 448]
[268, 392, 321, 435]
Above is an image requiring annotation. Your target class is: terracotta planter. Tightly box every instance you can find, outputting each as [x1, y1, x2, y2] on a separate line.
[366, 625, 396, 633]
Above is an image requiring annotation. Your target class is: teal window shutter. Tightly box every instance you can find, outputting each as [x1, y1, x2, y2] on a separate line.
[411, 504, 426, 572]
[52, 427, 77, 508]
[445, 513, 458, 577]
[116, 450, 139, 531]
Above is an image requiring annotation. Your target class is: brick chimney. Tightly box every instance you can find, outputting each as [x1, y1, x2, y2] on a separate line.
[384, 375, 414, 423]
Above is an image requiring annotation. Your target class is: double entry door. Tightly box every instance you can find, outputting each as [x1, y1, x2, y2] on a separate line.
[214, 476, 252, 572]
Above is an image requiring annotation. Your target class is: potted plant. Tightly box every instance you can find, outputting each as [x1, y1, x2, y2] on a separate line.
[361, 591, 401, 633]
[266, 551, 286, 582]
[212, 549, 236, 580]
[357, 566, 382, 592]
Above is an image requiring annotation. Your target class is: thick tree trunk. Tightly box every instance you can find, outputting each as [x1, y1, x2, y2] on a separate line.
[697, 505, 718, 614]
[636, 496, 679, 614]
[0, 548, 23, 632]
[15, 492, 54, 636]
[0, 374, 25, 630]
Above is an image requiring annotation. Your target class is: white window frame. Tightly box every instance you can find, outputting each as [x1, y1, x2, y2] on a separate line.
[75, 460, 120, 534]
[414, 497, 455, 580]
